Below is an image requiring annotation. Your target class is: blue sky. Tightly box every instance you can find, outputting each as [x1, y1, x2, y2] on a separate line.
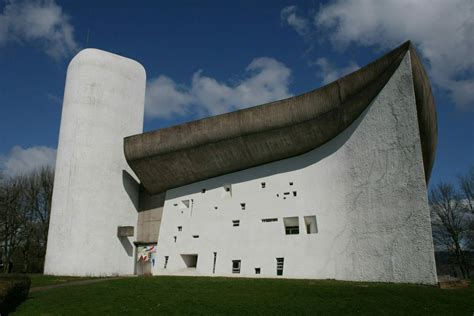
[0, 0, 472, 189]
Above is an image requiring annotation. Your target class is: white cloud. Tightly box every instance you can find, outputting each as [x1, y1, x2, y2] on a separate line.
[312, 58, 360, 85]
[145, 57, 292, 119]
[280, 5, 310, 39]
[314, 0, 474, 109]
[0, 0, 78, 60]
[0, 146, 56, 178]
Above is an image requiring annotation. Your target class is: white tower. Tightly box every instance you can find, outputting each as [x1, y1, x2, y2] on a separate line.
[44, 49, 146, 276]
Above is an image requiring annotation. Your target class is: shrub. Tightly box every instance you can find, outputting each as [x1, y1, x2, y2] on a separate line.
[0, 274, 31, 315]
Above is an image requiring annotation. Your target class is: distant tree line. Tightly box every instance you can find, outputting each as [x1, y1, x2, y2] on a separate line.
[0, 168, 54, 273]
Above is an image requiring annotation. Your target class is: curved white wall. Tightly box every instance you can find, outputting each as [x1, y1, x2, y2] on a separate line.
[154, 52, 437, 284]
[44, 49, 145, 276]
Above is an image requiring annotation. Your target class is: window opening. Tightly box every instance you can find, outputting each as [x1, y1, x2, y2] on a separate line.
[283, 217, 299, 235]
[289, 182, 293, 186]
[293, 191, 297, 197]
[213, 252, 217, 274]
[255, 268, 261, 274]
[202, 188, 206, 193]
[181, 254, 198, 268]
[304, 216, 318, 234]
[232, 260, 241, 273]
[240, 203, 246, 210]
[173, 236, 177, 242]
[276, 258, 284, 276]
[164, 256, 169, 269]
[261, 182, 266, 188]
[193, 235, 199, 238]
[262, 218, 278, 223]
[232, 220, 240, 227]
[178, 226, 182, 232]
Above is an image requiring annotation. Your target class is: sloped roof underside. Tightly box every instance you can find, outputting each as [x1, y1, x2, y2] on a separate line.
[125, 41, 437, 195]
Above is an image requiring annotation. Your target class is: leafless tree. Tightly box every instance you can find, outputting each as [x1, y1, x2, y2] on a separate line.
[430, 181, 472, 278]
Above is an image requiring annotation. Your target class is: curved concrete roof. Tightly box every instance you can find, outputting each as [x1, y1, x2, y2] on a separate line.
[125, 41, 437, 195]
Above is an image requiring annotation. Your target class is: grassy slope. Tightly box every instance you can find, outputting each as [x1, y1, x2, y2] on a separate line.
[27, 274, 97, 288]
[14, 276, 474, 315]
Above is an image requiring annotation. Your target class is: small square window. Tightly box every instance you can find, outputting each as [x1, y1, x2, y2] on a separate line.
[255, 268, 261, 274]
[232, 260, 241, 273]
[261, 182, 266, 188]
[232, 220, 240, 227]
[289, 182, 293, 186]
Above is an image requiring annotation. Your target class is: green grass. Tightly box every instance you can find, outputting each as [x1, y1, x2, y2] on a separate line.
[27, 274, 98, 288]
[13, 276, 474, 315]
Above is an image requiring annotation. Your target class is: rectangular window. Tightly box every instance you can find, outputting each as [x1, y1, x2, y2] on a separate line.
[304, 216, 318, 234]
[240, 203, 246, 210]
[178, 226, 182, 232]
[293, 191, 297, 197]
[261, 182, 266, 188]
[213, 252, 217, 274]
[232, 220, 240, 227]
[283, 216, 299, 235]
[192, 235, 199, 238]
[289, 182, 293, 186]
[276, 257, 284, 276]
[232, 260, 241, 274]
[261, 218, 278, 223]
[255, 268, 261, 274]
[181, 254, 198, 268]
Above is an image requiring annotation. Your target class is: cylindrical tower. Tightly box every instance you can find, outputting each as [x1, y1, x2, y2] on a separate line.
[44, 49, 146, 276]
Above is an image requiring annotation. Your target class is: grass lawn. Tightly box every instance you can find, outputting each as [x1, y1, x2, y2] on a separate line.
[27, 274, 98, 288]
[13, 276, 474, 315]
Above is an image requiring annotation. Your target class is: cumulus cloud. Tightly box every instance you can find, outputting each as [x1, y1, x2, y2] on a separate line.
[0, 146, 56, 178]
[280, 5, 311, 39]
[145, 57, 292, 119]
[314, 0, 474, 109]
[311, 58, 360, 85]
[0, 0, 78, 60]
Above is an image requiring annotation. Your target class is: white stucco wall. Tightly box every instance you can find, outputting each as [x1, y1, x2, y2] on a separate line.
[153, 52, 437, 284]
[44, 49, 146, 276]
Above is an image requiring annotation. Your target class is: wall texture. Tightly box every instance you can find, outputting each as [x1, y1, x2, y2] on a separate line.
[152, 52, 437, 284]
[44, 49, 146, 276]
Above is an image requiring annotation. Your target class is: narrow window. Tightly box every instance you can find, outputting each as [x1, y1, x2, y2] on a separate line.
[173, 236, 177, 242]
[304, 216, 318, 234]
[181, 254, 198, 268]
[178, 226, 182, 232]
[213, 252, 217, 274]
[262, 218, 278, 223]
[261, 182, 266, 188]
[276, 258, 284, 276]
[293, 191, 297, 197]
[232, 260, 241, 274]
[164, 256, 169, 269]
[232, 220, 240, 227]
[255, 268, 261, 274]
[283, 192, 290, 195]
[193, 235, 199, 238]
[283, 217, 299, 235]
[240, 203, 246, 210]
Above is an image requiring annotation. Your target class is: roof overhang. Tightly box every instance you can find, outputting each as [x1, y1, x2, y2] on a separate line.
[124, 41, 437, 195]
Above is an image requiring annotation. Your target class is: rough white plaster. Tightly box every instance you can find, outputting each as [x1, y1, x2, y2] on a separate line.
[44, 49, 146, 276]
[154, 52, 437, 284]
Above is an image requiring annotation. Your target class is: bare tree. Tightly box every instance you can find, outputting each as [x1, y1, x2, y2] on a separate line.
[430, 182, 471, 278]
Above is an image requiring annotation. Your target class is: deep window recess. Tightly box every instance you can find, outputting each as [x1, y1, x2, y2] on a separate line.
[213, 252, 217, 274]
[240, 203, 246, 210]
[255, 268, 261, 274]
[304, 216, 318, 234]
[276, 258, 284, 276]
[261, 182, 266, 188]
[178, 226, 182, 232]
[262, 218, 278, 223]
[232, 260, 241, 274]
[164, 256, 169, 269]
[181, 254, 198, 268]
[283, 217, 299, 235]
[232, 220, 240, 227]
